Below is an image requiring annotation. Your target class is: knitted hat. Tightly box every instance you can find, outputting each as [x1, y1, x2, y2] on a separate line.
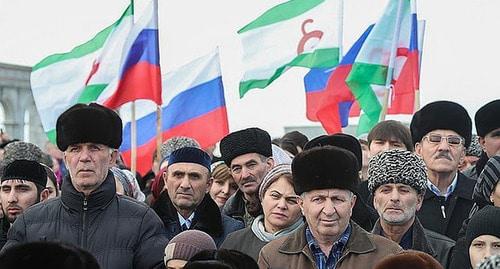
[303, 133, 363, 171]
[292, 146, 359, 195]
[467, 134, 483, 157]
[159, 136, 200, 165]
[410, 101, 472, 147]
[368, 149, 428, 194]
[168, 147, 211, 171]
[475, 99, 500, 137]
[164, 230, 217, 264]
[211, 161, 232, 182]
[56, 103, 122, 151]
[466, 206, 500, 248]
[473, 155, 500, 205]
[219, 128, 272, 166]
[258, 164, 293, 200]
[478, 254, 500, 269]
[374, 250, 443, 269]
[3, 141, 43, 165]
[1, 159, 47, 187]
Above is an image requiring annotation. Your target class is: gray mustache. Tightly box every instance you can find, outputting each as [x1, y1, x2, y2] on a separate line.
[435, 152, 452, 160]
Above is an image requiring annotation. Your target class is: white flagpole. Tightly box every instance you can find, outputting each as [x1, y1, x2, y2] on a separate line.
[337, 0, 344, 63]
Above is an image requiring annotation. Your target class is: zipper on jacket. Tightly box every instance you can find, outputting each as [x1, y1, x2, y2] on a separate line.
[80, 198, 88, 248]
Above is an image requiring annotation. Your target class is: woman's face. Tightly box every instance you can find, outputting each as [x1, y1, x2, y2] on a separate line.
[469, 234, 500, 268]
[209, 176, 238, 208]
[262, 176, 302, 233]
[490, 182, 500, 207]
[46, 178, 58, 199]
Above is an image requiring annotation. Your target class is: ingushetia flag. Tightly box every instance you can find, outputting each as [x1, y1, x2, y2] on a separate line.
[345, 0, 421, 135]
[238, 0, 341, 97]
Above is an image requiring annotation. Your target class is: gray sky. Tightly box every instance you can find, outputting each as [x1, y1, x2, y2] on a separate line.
[1, 0, 498, 137]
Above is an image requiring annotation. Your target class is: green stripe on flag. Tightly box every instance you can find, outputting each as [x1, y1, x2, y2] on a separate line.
[239, 48, 339, 97]
[46, 129, 57, 144]
[238, 0, 325, 34]
[77, 84, 108, 103]
[32, 4, 133, 71]
[347, 62, 387, 84]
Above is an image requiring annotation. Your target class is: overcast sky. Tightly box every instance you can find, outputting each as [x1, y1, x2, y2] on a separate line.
[0, 0, 498, 137]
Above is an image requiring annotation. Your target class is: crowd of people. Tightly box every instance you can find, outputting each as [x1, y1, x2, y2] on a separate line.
[0, 98, 498, 269]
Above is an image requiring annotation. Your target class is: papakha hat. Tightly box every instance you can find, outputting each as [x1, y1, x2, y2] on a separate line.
[219, 128, 272, 166]
[475, 99, 500, 137]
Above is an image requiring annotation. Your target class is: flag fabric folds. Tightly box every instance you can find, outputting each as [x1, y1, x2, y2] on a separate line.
[238, 0, 340, 97]
[120, 49, 229, 175]
[345, 0, 419, 135]
[31, 4, 134, 142]
[101, 0, 162, 109]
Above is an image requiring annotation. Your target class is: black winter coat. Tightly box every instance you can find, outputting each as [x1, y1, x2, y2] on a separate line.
[2, 172, 168, 269]
[416, 172, 476, 240]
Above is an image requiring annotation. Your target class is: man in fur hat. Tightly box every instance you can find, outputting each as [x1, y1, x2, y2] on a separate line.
[0, 160, 49, 249]
[258, 146, 402, 269]
[2, 103, 168, 269]
[369, 149, 455, 268]
[410, 101, 476, 240]
[219, 127, 274, 226]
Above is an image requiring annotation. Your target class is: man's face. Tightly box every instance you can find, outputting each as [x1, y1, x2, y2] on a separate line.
[415, 129, 465, 174]
[229, 153, 273, 196]
[1, 180, 40, 223]
[300, 188, 356, 241]
[165, 162, 211, 213]
[480, 128, 500, 158]
[369, 138, 407, 157]
[64, 143, 117, 194]
[373, 183, 422, 226]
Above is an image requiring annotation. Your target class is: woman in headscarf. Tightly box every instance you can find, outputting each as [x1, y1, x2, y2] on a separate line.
[220, 164, 303, 262]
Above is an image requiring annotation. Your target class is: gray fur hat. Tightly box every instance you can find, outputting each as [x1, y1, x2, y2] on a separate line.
[466, 134, 482, 157]
[3, 141, 43, 165]
[368, 149, 428, 194]
[159, 137, 200, 165]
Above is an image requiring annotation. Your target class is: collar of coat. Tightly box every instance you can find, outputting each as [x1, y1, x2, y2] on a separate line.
[423, 172, 475, 201]
[372, 217, 436, 257]
[278, 221, 378, 256]
[153, 191, 224, 237]
[61, 170, 116, 212]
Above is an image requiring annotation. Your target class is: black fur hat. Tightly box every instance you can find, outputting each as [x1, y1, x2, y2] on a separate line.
[410, 101, 472, 147]
[475, 99, 500, 137]
[303, 133, 362, 171]
[219, 127, 272, 166]
[56, 103, 122, 151]
[1, 159, 47, 187]
[292, 146, 359, 195]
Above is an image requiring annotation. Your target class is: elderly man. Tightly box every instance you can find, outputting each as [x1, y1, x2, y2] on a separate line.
[410, 101, 476, 240]
[160, 147, 243, 246]
[220, 127, 274, 226]
[258, 146, 401, 269]
[369, 149, 455, 268]
[0, 160, 49, 249]
[464, 99, 500, 179]
[2, 103, 168, 269]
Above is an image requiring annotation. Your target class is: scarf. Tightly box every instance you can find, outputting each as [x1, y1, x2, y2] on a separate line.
[251, 214, 304, 242]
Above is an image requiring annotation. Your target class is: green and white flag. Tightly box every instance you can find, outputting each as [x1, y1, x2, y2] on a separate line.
[31, 4, 133, 142]
[238, 0, 341, 97]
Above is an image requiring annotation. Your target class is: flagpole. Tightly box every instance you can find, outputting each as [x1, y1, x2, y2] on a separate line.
[414, 4, 426, 112]
[380, 0, 405, 121]
[156, 105, 162, 163]
[131, 101, 137, 175]
[337, 0, 344, 63]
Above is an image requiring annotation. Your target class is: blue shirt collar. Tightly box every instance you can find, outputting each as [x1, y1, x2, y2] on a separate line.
[305, 223, 351, 269]
[426, 172, 458, 200]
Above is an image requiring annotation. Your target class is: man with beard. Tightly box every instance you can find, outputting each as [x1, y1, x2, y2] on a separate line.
[410, 101, 476, 240]
[369, 149, 455, 268]
[0, 160, 48, 249]
[220, 128, 274, 226]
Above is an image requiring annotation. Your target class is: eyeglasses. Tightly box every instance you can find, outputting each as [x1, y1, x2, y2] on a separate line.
[423, 134, 464, 146]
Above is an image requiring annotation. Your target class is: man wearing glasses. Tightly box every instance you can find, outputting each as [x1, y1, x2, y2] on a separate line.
[410, 101, 476, 240]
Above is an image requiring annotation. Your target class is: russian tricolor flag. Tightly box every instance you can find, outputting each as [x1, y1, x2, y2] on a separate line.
[103, 0, 162, 109]
[120, 49, 229, 175]
[304, 25, 374, 134]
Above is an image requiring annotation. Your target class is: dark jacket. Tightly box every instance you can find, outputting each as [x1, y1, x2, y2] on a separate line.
[258, 221, 402, 269]
[372, 217, 455, 268]
[0, 217, 8, 250]
[2, 172, 168, 269]
[152, 191, 244, 246]
[416, 172, 476, 240]
[220, 226, 268, 262]
[222, 190, 262, 227]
